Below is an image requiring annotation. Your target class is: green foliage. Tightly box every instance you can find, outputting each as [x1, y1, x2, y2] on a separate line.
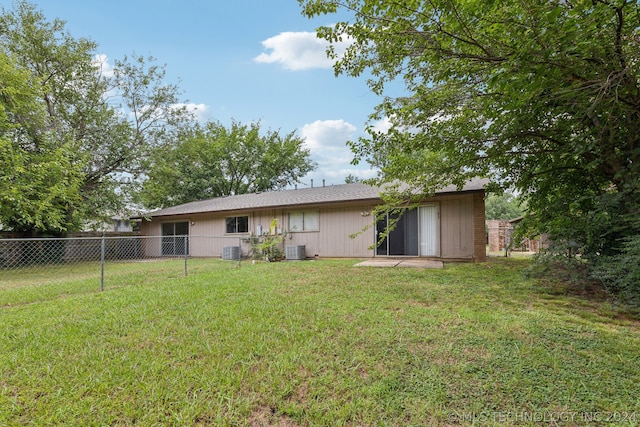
[0, 1, 190, 233]
[344, 174, 361, 183]
[300, 0, 640, 298]
[138, 121, 316, 209]
[0, 137, 83, 233]
[0, 51, 84, 233]
[485, 191, 523, 220]
[245, 235, 287, 262]
[591, 234, 640, 307]
[244, 219, 287, 262]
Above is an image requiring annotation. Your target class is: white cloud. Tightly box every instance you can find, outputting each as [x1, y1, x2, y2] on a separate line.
[300, 119, 357, 154]
[298, 119, 379, 185]
[254, 31, 351, 71]
[173, 103, 210, 122]
[369, 115, 423, 134]
[370, 117, 393, 134]
[93, 54, 115, 78]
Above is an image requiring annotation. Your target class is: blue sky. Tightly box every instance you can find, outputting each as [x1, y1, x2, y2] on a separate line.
[7, 0, 392, 187]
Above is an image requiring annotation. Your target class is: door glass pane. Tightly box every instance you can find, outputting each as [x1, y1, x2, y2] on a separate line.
[377, 210, 419, 256]
[387, 211, 418, 256]
[161, 222, 189, 255]
[174, 222, 189, 255]
[174, 235, 188, 256]
[162, 223, 174, 236]
[161, 223, 174, 255]
[376, 216, 388, 255]
[404, 209, 419, 256]
[388, 213, 405, 255]
[175, 221, 189, 235]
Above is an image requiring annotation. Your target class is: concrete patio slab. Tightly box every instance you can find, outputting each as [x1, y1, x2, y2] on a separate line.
[354, 259, 444, 269]
[354, 259, 402, 267]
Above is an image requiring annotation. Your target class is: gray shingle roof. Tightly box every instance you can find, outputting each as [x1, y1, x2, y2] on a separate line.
[144, 178, 488, 218]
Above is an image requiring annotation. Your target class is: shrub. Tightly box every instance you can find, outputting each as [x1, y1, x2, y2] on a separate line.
[245, 219, 287, 262]
[590, 234, 640, 308]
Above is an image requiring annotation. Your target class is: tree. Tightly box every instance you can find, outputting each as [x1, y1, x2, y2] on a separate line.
[344, 174, 361, 184]
[0, 51, 84, 234]
[485, 192, 523, 220]
[0, 1, 191, 234]
[300, 0, 640, 295]
[137, 120, 316, 209]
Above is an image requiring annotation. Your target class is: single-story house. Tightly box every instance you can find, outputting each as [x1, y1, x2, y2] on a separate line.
[139, 178, 488, 262]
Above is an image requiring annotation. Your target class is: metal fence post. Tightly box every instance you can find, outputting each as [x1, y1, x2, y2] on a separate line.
[184, 235, 188, 276]
[100, 235, 105, 291]
[237, 237, 242, 268]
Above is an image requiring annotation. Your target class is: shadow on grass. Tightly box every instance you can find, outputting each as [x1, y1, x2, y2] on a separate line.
[517, 257, 640, 322]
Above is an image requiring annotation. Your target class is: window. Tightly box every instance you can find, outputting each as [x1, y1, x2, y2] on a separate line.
[289, 210, 319, 232]
[114, 219, 131, 232]
[226, 216, 249, 234]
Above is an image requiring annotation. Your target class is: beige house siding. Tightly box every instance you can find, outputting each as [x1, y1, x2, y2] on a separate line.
[141, 213, 242, 258]
[140, 203, 377, 258]
[141, 220, 161, 257]
[139, 184, 486, 261]
[439, 195, 474, 259]
[289, 204, 375, 258]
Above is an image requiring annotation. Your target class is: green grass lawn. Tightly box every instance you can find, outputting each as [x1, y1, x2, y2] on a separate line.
[1, 258, 639, 426]
[0, 258, 236, 307]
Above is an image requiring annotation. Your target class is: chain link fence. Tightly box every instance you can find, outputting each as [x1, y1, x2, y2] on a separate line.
[0, 235, 243, 303]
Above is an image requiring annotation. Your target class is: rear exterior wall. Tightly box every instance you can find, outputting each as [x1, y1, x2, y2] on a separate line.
[140, 191, 484, 260]
[140, 202, 377, 259]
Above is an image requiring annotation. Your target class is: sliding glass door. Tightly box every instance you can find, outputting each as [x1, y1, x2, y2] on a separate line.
[161, 222, 189, 256]
[376, 205, 439, 257]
